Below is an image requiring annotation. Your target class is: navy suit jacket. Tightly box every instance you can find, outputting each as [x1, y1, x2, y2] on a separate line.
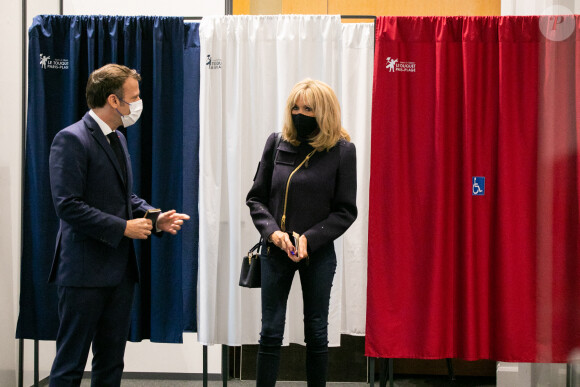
[48, 112, 153, 287]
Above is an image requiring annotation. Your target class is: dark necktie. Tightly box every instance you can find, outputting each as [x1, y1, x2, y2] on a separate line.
[107, 132, 127, 182]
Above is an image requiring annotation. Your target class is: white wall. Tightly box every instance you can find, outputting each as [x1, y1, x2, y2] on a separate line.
[0, 0, 59, 384]
[2, 1, 226, 386]
[0, 0, 25, 382]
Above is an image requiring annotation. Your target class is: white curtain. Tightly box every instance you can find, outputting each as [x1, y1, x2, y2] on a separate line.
[338, 23, 373, 337]
[501, 0, 579, 15]
[198, 15, 343, 346]
[198, 16, 374, 346]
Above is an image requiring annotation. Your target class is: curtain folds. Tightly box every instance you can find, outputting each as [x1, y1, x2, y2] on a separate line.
[16, 15, 200, 343]
[18, 14, 576, 363]
[339, 23, 374, 337]
[181, 22, 201, 333]
[198, 14, 343, 347]
[367, 15, 579, 362]
[198, 15, 362, 346]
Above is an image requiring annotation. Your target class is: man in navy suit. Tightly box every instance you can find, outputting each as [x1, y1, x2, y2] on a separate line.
[48, 64, 189, 386]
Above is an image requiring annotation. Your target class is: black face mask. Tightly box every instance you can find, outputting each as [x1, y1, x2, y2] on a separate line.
[292, 113, 318, 140]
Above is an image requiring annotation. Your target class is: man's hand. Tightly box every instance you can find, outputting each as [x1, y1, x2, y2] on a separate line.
[156, 210, 190, 235]
[125, 218, 153, 239]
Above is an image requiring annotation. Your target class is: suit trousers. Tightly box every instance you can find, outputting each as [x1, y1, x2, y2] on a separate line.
[49, 272, 135, 387]
[257, 242, 337, 387]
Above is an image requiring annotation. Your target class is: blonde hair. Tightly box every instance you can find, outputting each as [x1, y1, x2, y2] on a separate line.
[282, 79, 350, 151]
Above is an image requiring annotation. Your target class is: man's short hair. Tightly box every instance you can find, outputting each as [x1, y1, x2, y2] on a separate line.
[86, 64, 141, 109]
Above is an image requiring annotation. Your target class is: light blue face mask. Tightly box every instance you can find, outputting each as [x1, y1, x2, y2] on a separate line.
[116, 98, 143, 127]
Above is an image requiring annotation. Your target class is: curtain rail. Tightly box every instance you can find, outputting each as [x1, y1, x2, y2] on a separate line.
[185, 15, 377, 21]
[341, 15, 376, 20]
[186, 15, 377, 21]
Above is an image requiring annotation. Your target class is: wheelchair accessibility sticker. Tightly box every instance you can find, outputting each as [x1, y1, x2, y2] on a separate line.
[472, 177, 485, 196]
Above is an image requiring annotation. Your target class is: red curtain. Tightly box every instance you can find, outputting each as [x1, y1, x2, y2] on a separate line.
[367, 16, 579, 362]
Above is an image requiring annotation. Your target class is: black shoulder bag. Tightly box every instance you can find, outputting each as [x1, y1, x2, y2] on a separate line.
[239, 133, 282, 288]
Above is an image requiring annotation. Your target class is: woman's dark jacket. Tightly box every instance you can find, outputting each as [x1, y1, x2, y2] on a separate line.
[246, 132, 357, 254]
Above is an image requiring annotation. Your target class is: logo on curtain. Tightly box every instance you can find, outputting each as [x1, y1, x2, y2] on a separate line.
[39, 53, 69, 70]
[539, 6, 575, 42]
[386, 57, 416, 73]
[472, 177, 485, 196]
[205, 55, 222, 70]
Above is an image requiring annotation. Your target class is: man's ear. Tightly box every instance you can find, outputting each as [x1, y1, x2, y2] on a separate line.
[107, 94, 120, 109]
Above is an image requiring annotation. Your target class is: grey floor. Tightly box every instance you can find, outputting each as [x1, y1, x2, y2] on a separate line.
[76, 376, 496, 386]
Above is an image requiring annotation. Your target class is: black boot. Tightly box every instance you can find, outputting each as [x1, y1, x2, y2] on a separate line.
[256, 344, 281, 387]
[306, 344, 328, 387]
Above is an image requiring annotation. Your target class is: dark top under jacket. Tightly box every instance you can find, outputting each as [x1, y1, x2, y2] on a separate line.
[246, 132, 358, 254]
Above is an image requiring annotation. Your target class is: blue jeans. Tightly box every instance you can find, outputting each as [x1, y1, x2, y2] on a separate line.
[257, 241, 337, 387]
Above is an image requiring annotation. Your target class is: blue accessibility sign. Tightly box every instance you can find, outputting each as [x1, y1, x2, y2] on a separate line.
[472, 177, 485, 196]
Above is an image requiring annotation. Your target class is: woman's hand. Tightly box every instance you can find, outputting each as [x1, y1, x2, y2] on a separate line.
[269, 231, 308, 262]
[297, 234, 308, 260]
[269, 230, 299, 261]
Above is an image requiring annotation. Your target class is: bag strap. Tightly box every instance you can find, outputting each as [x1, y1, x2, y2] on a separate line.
[248, 238, 263, 255]
[251, 133, 280, 253]
[272, 132, 281, 165]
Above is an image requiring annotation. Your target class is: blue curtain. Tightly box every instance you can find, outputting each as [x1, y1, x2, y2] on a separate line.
[16, 15, 200, 343]
[181, 23, 200, 333]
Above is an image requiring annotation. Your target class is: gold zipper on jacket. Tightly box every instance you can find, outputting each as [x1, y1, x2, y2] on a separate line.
[280, 149, 317, 232]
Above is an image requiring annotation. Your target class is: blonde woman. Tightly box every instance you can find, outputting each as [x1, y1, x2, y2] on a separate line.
[246, 79, 357, 386]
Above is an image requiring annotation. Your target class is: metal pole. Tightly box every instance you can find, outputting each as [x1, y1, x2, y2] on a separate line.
[18, 339, 23, 387]
[222, 345, 229, 387]
[203, 345, 208, 387]
[369, 357, 375, 386]
[379, 358, 386, 387]
[225, 0, 233, 15]
[446, 358, 455, 381]
[34, 340, 39, 386]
